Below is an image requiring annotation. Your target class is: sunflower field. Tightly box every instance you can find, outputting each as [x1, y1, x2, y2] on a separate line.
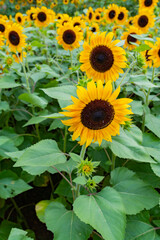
[0, 0, 160, 239]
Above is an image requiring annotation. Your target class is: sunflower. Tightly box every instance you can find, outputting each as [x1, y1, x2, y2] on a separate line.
[50, 2, 57, 8]
[86, 7, 94, 23]
[15, 4, 20, 10]
[133, 10, 155, 33]
[105, 4, 119, 23]
[72, 16, 86, 29]
[34, 6, 51, 28]
[94, 12, 102, 22]
[141, 41, 153, 68]
[90, 22, 99, 33]
[28, 0, 33, 3]
[148, 38, 160, 68]
[56, 22, 83, 51]
[13, 51, 27, 63]
[80, 32, 127, 83]
[126, 16, 134, 27]
[121, 26, 141, 50]
[60, 80, 133, 147]
[5, 23, 27, 52]
[26, 7, 36, 21]
[139, 0, 158, 10]
[63, 0, 69, 4]
[15, 13, 25, 25]
[116, 7, 128, 25]
[0, 19, 7, 35]
[57, 14, 72, 27]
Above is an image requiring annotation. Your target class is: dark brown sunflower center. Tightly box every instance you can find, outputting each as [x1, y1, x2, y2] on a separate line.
[62, 29, 76, 44]
[0, 24, 5, 32]
[81, 99, 115, 130]
[91, 27, 96, 32]
[118, 12, 124, 20]
[127, 32, 137, 44]
[129, 20, 133, 25]
[9, 31, 20, 46]
[158, 49, 160, 58]
[145, 50, 151, 61]
[144, 0, 152, 6]
[89, 12, 92, 20]
[109, 10, 116, 19]
[90, 45, 114, 73]
[138, 15, 148, 27]
[30, 13, 34, 20]
[74, 22, 80, 27]
[96, 15, 100, 20]
[18, 17, 21, 22]
[37, 12, 46, 22]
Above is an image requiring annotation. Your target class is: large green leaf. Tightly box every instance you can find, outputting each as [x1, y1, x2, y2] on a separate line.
[73, 187, 126, 240]
[8, 228, 33, 240]
[145, 114, 160, 138]
[111, 167, 159, 215]
[45, 202, 92, 240]
[110, 127, 154, 163]
[14, 140, 66, 175]
[0, 75, 20, 89]
[0, 170, 32, 199]
[18, 93, 47, 108]
[125, 220, 160, 240]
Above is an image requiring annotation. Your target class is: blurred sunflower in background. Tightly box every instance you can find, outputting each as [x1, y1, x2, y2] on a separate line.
[61, 80, 133, 147]
[133, 10, 155, 33]
[86, 7, 94, 23]
[56, 22, 83, 51]
[116, 7, 128, 25]
[0, 19, 7, 35]
[15, 12, 25, 25]
[80, 32, 127, 83]
[5, 23, 27, 52]
[26, 7, 36, 22]
[141, 41, 153, 68]
[57, 14, 72, 27]
[139, 0, 158, 11]
[121, 26, 141, 50]
[0, 34, 4, 48]
[34, 6, 51, 28]
[148, 38, 160, 67]
[105, 4, 119, 23]
[72, 16, 86, 29]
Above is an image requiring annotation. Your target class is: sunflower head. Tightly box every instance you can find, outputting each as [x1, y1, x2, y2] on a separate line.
[80, 32, 127, 83]
[86, 178, 97, 191]
[121, 26, 141, 50]
[133, 10, 155, 33]
[60, 80, 133, 147]
[0, 19, 6, 35]
[34, 6, 51, 28]
[148, 38, 160, 68]
[15, 12, 25, 25]
[77, 158, 98, 177]
[105, 4, 119, 23]
[139, 0, 158, 10]
[116, 6, 128, 24]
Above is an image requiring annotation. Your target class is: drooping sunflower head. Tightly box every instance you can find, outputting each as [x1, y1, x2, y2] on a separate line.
[33, 6, 51, 28]
[15, 12, 25, 25]
[139, 0, 158, 10]
[60, 80, 133, 147]
[0, 19, 7, 35]
[56, 22, 83, 51]
[5, 23, 27, 52]
[121, 26, 141, 50]
[116, 7, 128, 25]
[80, 32, 127, 83]
[105, 4, 119, 23]
[133, 10, 155, 33]
[148, 38, 160, 68]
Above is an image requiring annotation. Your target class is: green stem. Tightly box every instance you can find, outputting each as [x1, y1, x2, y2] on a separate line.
[146, 67, 155, 105]
[118, 61, 136, 87]
[111, 153, 116, 170]
[63, 126, 68, 153]
[21, 52, 30, 94]
[11, 198, 29, 229]
[70, 50, 73, 68]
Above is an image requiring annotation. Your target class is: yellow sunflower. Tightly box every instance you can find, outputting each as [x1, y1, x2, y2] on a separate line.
[105, 4, 119, 23]
[86, 7, 94, 23]
[13, 51, 27, 63]
[133, 10, 155, 33]
[0, 19, 7, 35]
[121, 26, 141, 50]
[15, 4, 20, 10]
[26, 7, 36, 22]
[148, 38, 160, 68]
[90, 22, 100, 33]
[72, 16, 86, 29]
[5, 23, 27, 52]
[57, 14, 72, 27]
[63, 0, 69, 4]
[34, 6, 51, 28]
[141, 41, 153, 68]
[15, 13, 25, 25]
[56, 22, 83, 51]
[126, 16, 134, 27]
[116, 7, 128, 25]
[28, 0, 33, 3]
[60, 80, 133, 147]
[94, 12, 102, 22]
[80, 32, 127, 83]
[139, 0, 158, 10]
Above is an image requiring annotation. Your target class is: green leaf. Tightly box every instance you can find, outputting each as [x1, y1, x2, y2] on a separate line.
[130, 101, 143, 116]
[92, 176, 104, 184]
[0, 75, 20, 89]
[14, 140, 66, 175]
[111, 167, 159, 215]
[73, 187, 126, 240]
[35, 200, 52, 223]
[110, 127, 154, 163]
[30, 72, 46, 82]
[73, 176, 87, 185]
[0, 101, 10, 112]
[8, 228, 33, 240]
[134, 43, 151, 52]
[18, 93, 47, 108]
[129, 75, 158, 89]
[0, 170, 32, 199]
[0, 136, 18, 158]
[45, 202, 92, 240]
[0, 220, 20, 240]
[145, 114, 160, 138]
[125, 220, 160, 240]
[70, 153, 82, 163]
